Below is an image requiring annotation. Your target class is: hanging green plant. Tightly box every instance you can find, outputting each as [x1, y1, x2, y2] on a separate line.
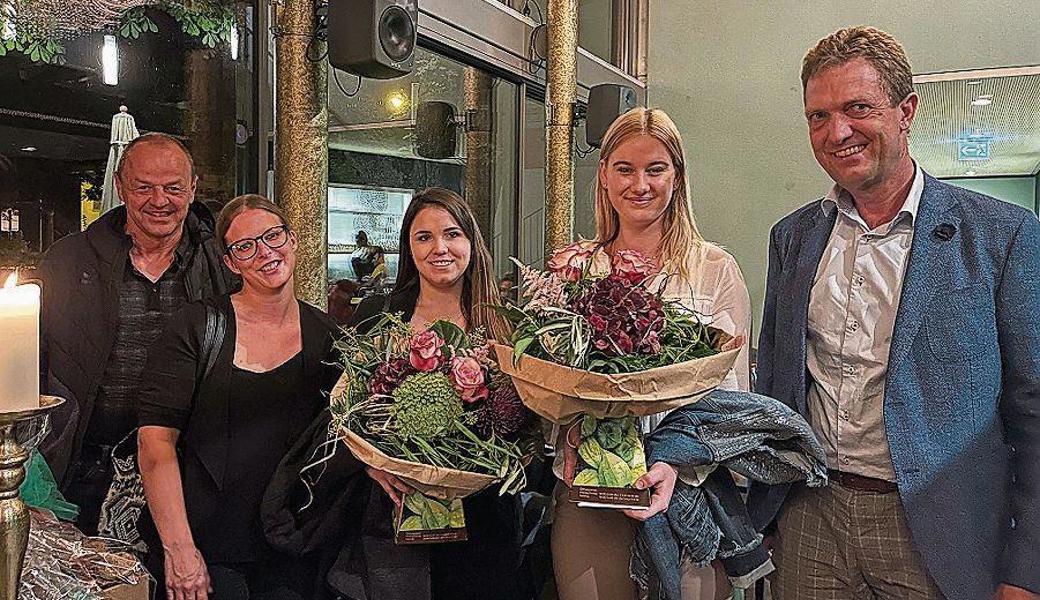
[0, 31, 66, 65]
[119, 7, 159, 40]
[165, 1, 235, 49]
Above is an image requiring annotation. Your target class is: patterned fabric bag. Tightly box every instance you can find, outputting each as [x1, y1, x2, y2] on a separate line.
[97, 305, 226, 549]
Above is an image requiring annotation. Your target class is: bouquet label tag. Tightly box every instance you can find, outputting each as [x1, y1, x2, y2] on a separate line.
[394, 492, 468, 544]
[568, 415, 652, 509]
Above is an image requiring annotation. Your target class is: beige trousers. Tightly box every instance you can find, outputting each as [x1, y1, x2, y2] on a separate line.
[551, 483, 724, 600]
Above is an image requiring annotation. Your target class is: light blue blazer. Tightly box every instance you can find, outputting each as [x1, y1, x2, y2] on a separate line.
[747, 172, 1040, 600]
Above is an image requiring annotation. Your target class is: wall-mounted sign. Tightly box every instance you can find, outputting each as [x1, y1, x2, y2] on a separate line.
[958, 140, 991, 161]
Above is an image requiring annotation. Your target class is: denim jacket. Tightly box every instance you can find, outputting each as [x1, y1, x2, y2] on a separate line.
[630, 389, 827, 599]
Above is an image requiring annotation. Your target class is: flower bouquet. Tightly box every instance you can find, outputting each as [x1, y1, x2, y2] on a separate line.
[492, 242, 740, 508]
[331, 316, 533, 544]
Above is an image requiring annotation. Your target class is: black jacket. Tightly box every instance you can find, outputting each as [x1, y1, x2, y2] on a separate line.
[262, 289, 530, 600]
[37, 203, 236, 484]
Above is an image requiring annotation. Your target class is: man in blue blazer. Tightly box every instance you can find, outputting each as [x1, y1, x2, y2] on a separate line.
[748, 26, 1040, 600]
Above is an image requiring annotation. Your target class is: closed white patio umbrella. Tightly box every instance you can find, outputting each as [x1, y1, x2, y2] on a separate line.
[100, 105, 139, 214]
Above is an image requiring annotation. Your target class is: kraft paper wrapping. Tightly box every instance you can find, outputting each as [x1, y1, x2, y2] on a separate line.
[492, 334, 740, 424]
[338, 428, 498, 501]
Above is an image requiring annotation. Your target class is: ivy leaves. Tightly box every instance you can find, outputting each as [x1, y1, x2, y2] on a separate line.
[119, 8, 158, 40]
[165, 1, 235, 49]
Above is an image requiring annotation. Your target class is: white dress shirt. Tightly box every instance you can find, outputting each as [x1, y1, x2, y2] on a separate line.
[806, 166, 924, 482]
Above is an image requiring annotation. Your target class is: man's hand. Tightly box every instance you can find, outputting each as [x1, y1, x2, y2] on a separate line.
[994, 583, 1040, 600]
[164, 544, 211, 600]
[365, 466, 414, 508]
[622, 462, 679, 521]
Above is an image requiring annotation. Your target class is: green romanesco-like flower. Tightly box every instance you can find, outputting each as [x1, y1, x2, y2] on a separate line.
[391, 372, 464, 439]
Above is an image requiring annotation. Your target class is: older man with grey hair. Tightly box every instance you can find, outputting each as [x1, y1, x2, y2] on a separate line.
[38, 133, 235, 535]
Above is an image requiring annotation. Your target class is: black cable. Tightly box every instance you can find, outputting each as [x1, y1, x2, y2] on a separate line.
[332, 68, 362, 97]
[522, 0, 544, 25]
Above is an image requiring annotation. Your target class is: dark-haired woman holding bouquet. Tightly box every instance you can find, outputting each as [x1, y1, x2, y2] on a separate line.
[346, 187, 531, 600]
[551, 108, 752, 600]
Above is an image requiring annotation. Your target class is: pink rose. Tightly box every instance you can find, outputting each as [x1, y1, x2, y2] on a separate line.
[547, 242, 596, 282]
[409, 330, 445, 372]
[612, 250, 655, 285]
[450, 356, 488, 403]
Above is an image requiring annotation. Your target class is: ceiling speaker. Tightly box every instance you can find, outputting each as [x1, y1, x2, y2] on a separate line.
[586, 83, 639, 148]
[328, 0, 418, 80]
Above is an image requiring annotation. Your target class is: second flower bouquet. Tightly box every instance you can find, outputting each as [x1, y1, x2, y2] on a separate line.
[494, 242, 740, 508]
[331, 315, 534, 543]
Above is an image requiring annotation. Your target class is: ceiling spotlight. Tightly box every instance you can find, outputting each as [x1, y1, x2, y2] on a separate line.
[386, 91, 408, 112]
[971, 97, 992, 106]
[20, 146, 37, 152]
[966, 80, 982, 86]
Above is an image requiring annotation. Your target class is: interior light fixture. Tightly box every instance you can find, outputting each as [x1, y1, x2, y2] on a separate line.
[387, 91, 408, 112]
[965, 170, 977, 176]
[966, 80, 982, 86]
[971, 97, 992, 106]
[20, 146, 36, 152]
[102, 34, 119, 86]
[230, 26, 239, 60]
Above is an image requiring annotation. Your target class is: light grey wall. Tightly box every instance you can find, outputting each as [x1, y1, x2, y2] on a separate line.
[944, 177, 1037, 213]
[647, 1, 1040, 333]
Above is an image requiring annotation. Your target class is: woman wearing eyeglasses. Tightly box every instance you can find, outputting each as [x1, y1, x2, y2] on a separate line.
[137, 194, 341, 600]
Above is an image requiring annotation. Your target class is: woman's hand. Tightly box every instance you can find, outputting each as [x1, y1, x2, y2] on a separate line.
[622, 462, 679, 521]
[163, 544, 211, 600]
[365, 466, 414, 508]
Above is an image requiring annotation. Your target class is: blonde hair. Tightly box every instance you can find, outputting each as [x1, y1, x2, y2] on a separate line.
[594, 107, 704, 279]
[802, 26, 914, 106]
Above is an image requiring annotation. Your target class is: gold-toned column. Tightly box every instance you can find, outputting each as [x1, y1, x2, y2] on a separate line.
[544, 0, 578, 258]
[274, 0, 329, 308]
[464, 67, 495, 238]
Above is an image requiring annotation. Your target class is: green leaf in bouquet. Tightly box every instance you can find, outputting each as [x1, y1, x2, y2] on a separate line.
[577, 437, 604, 468]
[421, 498, 451, 529]
[491, 304, 530, 326]
[449, 502, 466, 528]
[513, 336, 536, 363]
[580, 415, 597, 439]
[597, 450, 633, 487]
[429, 320, 467, 355]
[399, 516, 424, 531]
[594, 419, 626, 450]
[404, 492, 428, 516]
[616, 441, 635, 463]
[573, 469, 600, 486]
[630, 457, 648, 479]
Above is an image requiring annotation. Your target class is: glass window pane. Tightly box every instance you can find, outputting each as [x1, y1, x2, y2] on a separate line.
[327, 48, 518, 289]
[0, 3, 257, 275]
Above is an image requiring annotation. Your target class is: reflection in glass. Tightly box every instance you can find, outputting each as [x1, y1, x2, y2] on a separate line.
[327, 47, 518, 286]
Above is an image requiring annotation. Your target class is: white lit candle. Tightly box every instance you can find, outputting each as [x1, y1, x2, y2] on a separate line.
[0, 271, 40, 412]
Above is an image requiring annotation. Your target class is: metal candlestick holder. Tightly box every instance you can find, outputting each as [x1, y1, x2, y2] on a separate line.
[0, 395, 64, 600]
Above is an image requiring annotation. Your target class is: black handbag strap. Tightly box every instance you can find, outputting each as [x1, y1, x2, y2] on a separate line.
[197, 304, 227, 384]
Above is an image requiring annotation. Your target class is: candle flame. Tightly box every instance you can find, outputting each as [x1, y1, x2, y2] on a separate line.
[3, 271, 17, 289]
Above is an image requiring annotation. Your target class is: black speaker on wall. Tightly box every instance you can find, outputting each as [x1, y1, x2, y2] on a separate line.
[415, 101, 457, 159]
[328, 0, 418, 79]
[586, 83, 639, 148]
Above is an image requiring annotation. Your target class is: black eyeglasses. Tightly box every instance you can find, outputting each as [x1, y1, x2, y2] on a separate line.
[226, 225, 290, 261]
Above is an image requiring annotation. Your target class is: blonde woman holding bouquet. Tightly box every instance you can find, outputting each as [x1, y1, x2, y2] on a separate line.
[552, 107, 752, 600]
[345, 187, 530, 600]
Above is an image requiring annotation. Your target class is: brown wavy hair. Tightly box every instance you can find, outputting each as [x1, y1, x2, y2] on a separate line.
[801, 26, 914, 106]
[594, 107, 705, 279]
[394, 188, 510, 341]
